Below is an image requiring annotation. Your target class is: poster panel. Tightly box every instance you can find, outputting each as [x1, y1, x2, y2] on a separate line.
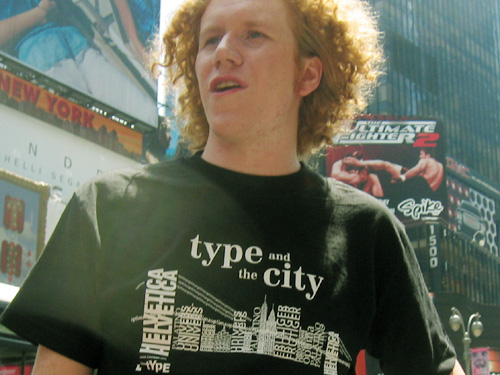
[0, 103, 140, 199]
[327, 116, 447, 223]
[446, 157, 500, 202]
[0, 68, 143, 160]
[471, 347, 490, 375]
[0, 169, 49, 287]
[446, 175, 498, 256]
[0, 0, 160, 126]
[490, 348, 500, 374]
[0, 365, 32, 375]
[446, 156, 499, 256]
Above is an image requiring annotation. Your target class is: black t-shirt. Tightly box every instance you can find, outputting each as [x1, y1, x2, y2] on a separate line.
[1, 154, 456, 375]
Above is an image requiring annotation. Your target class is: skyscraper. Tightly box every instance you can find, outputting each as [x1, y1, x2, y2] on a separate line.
[367, 0, 500, 186]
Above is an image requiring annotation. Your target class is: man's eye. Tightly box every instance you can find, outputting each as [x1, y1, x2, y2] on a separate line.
[248, 31, 263, 39]
[205, 36, 220, 46]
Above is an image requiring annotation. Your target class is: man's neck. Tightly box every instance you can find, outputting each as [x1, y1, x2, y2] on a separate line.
[201, 137, 301, 176]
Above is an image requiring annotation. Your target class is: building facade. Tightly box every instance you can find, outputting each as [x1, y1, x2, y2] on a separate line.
[367, 0, 500, 187]
[357, 1, 500, 372]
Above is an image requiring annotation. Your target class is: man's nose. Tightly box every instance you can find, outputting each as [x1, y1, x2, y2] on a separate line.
[214, 34, 243, 68]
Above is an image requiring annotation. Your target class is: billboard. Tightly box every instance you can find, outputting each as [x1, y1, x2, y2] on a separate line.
[0, 169, 49, 287]
[0, 0, 160, 126]
[471, 348, 500, 375]
[0, 365, 32, 375]
[0, 68, 144, 160]
[327, 116, 447, 223]
[0, 102, 140, 199]
[0, 101, 141, 241]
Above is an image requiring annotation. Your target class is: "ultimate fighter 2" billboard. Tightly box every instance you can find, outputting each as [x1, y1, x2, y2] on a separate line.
[327, 115, 447, 224]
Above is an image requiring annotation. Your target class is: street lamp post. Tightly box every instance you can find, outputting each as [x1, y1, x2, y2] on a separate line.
[449, 307, 484, 375]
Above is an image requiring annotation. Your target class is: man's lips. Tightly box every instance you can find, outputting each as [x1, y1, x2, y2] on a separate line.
[210, 76, 247, 93]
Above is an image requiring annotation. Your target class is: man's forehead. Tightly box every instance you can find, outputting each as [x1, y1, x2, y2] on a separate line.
[200, 0, 288, 29]
[199, 18, 275, 34]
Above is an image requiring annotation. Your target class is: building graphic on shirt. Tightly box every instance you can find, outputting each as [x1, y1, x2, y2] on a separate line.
[135, 270, 352, 374]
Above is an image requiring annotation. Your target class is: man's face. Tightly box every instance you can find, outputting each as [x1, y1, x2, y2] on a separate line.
[195, 0, 303, 145]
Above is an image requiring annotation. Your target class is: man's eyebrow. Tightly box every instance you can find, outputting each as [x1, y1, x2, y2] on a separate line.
[199, 19, 273, 36]
[199, 25, 224, 36]
[243, 20, 269, 28]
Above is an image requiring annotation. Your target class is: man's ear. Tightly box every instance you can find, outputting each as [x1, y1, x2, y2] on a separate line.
[297, 56, 323, 97]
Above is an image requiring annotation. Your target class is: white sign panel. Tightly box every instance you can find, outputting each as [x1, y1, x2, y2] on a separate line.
[1, 103, 140, 205]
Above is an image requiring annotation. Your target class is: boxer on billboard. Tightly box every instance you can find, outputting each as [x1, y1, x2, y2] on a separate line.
[336, 147, 445, 199]
[395, 148, 444, 193]
[328, 119, 447, 221]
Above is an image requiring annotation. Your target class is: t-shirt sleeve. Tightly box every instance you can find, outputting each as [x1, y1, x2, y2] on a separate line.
[0, 185, 102, 369]
[365, 211, 456, 375]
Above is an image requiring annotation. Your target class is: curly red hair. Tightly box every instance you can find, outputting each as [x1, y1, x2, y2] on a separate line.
[155, 0, 383, 156]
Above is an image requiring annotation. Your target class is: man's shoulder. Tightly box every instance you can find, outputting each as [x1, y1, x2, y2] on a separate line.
[325, 178, 406, 238]
[418, 158, 431, 167]
[325, 177, 392, 213]
[74, 158, 188, 201]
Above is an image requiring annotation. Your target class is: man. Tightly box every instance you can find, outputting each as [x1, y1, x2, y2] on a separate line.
[330, 152, 385, 197]
[1, 0, 464, 374]
[395, 148, 445, 192]
[340, 155, 406, 182]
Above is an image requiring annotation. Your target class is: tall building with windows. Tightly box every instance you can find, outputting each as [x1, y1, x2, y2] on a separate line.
[367, 0, 500, 186]
[351, 2, 500, 371]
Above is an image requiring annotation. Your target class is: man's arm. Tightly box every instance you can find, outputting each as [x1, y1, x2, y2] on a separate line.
[391, 159, 426, 184]
[113, 0, 147, 62]
[343, 157, 402, 179]
[32, 345, 93, 375]
[451, 359, 466, 375]
[401, 159, 427, 180]
[364, 174, 384, 197]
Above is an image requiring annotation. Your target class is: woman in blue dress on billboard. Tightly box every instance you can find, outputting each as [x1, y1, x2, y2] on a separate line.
[0, 0, 158, 126]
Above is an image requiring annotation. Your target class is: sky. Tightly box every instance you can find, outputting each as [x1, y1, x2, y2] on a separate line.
[157, 0, 183, 110]
[161, 0, 184, 25]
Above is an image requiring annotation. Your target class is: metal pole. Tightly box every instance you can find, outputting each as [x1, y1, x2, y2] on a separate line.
[463, 332, 471, 375]
[450, 308, 483, 375]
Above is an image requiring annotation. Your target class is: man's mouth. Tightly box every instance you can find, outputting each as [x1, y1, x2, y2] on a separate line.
[215, 80, 241, 92]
